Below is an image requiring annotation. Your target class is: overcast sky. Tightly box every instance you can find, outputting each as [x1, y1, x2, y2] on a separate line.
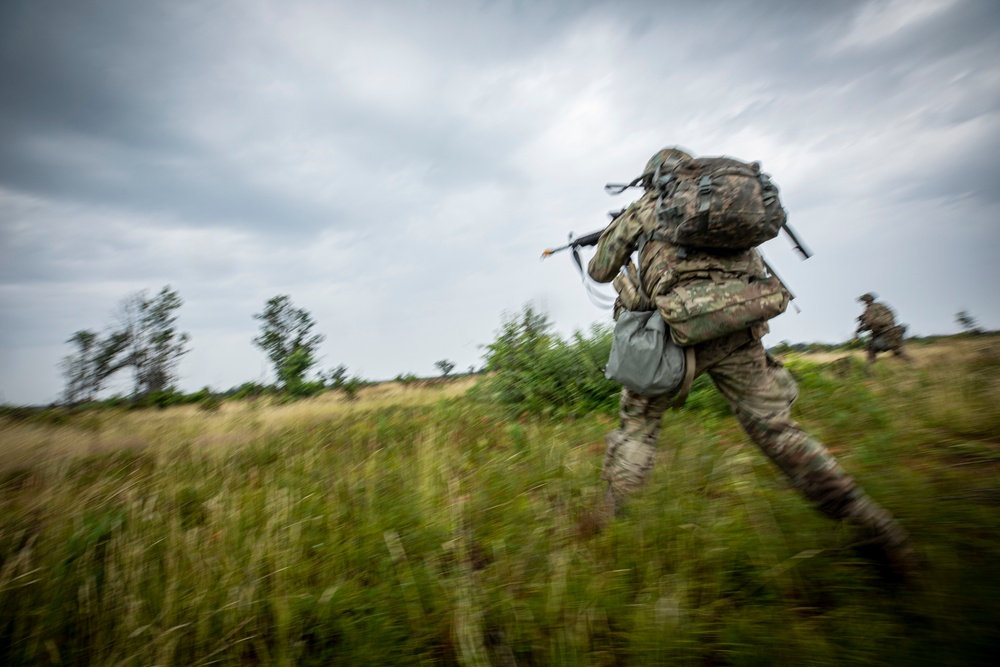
[1, 0, 998, 405]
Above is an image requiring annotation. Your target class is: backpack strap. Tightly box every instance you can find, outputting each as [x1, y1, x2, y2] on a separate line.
[698, 174, 713, 213]
[671, 347, 697, 409]
[635, 230, 654, 302]
[604, 175, 645, 196]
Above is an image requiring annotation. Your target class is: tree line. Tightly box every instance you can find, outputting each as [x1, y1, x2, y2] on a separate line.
[59, 288, 369, 405]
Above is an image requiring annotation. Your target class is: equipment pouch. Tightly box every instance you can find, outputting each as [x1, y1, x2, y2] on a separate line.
[612, 262, 654, 313]
[605, 310, 687, 397]
[870, 334, 892, 353]
[655, 275, 789, 347]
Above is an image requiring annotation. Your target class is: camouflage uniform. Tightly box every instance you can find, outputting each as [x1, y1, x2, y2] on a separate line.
[588, 172, 912, 571]
[856, 293, 912, 367]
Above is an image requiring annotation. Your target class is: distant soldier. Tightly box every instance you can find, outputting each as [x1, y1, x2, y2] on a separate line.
[855, 293, 912, 368]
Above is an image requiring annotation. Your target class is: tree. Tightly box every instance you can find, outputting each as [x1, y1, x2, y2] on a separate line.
[60, 329, 130, 404]
[482, 303, 552, 373]
[323, 364, 349, 389]
[61, 330, 98, 404]
[252, 295, 325, 390]
[435, 359, 455, 377]
[956, 310, 982, 335]
[116, 286, 191, 397]
[279, 348, 314, 395]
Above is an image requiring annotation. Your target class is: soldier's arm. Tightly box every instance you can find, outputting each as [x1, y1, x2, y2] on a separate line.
[856, 306, 872, 333]
[587, 203, 643, 283]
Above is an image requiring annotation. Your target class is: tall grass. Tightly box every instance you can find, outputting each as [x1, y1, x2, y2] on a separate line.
[1, 337, 999, 665]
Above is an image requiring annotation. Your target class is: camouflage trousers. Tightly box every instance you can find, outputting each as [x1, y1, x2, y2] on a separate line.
[602, 330, 906, 540]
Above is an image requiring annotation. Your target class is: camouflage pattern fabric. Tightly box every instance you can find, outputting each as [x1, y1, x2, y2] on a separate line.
[857, 302, 896, 336]
[590, 189, 912, 572]
[601, 331, 910, 556]
[588, 191, 771, 300]
[657, 157, 787, 251]
[856, 301, 911, 364]
[655, 274, 789, 346]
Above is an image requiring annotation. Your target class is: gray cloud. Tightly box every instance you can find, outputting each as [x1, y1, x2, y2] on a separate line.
[1, 0, 998, 404]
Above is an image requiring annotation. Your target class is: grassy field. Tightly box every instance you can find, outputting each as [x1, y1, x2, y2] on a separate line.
[1, 336, 999, 665]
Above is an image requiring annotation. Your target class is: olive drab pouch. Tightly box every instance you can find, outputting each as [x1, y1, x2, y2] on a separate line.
[870, 333, 892, 353]
[872, 324, 907, 351]
[605, 309, 688, 398]
[655, 275, 790, 347]
[612, 261, 654, 315]
[655, 157, 786, 252]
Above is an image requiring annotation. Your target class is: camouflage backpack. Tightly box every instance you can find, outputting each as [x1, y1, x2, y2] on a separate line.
[603, 150, 800, 348]
[653, 156, 786, 251]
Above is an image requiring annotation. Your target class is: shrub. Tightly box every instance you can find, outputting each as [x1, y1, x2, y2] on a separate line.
[475, 304, 619, 417]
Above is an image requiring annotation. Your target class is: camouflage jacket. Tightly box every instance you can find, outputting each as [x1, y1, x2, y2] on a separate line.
[587, 190, 768, 299]
[857, 303, 896, 335]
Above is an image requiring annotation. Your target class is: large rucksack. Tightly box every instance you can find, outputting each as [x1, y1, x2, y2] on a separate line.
[653, 156, 786, 251]
[601, 154, 802, 355]
[642, 156, 793, 346]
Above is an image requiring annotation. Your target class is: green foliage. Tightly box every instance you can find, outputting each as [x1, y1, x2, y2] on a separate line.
[12, 328, 1000, 662]
[227, 381, 271, 400]
[280, 347, 315, 396]
[118, 285, 191, 398]
[253, 295, 325, 392]
[194, 387, 222, 411]
[59, 285, 191, 405]
[883, 342, 1000, 440]
[323, 364, 349, 389]
[3, 356, 1000, 665]
[476, 303, 619, 416]
[341, 376, 367, 401]
[59, 328, 131, 404]
[122, 386, 222, 410]
[682, 373, 731, 417]
[955, 310, 982, 335]
[139, 286, 191, 394]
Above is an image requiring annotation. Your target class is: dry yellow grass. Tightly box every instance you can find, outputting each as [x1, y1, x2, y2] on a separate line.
[0, 376, 481, 471]
[780, 335, 995, 366]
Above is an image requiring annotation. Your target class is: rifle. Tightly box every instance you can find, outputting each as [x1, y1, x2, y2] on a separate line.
[540, 209, 627, 309]
[782, 222, 812, 260]
[539, 228, 603, 259]
[540, 209, 626, 260]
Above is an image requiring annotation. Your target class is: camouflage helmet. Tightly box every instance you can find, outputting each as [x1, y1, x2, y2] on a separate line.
[858, 293, 877, 303]
[643, 147, 693, 178]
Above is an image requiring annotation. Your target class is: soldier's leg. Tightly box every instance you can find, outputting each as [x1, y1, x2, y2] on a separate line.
[893, 345, 914, 362]
[706, 341, 913, 571]
[602, 387, 673, 514]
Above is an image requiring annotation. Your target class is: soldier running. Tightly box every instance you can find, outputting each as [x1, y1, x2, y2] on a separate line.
[856, 293, 912, 369]
[588, 147, 916, 577]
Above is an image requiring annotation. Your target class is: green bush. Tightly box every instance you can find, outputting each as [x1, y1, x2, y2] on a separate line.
[475, 304, 619, 417]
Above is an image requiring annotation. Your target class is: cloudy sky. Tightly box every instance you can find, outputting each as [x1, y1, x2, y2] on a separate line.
[1, 0, 998, 405]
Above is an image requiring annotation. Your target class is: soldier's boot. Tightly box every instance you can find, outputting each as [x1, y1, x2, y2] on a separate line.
[843, 496, 918, 580]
